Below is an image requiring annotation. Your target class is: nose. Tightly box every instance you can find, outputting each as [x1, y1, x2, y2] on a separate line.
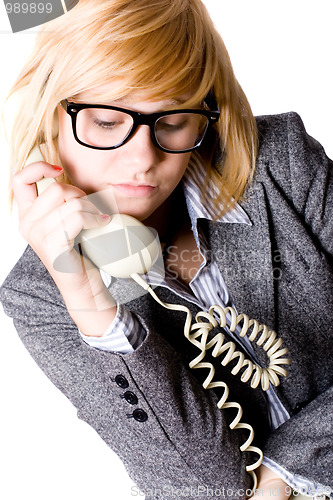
[121, 124, 159, 173]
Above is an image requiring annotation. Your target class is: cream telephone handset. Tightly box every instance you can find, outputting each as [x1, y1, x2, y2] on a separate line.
[4, 88, 291, 492]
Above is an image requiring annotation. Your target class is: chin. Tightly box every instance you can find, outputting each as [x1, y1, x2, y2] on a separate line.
[114, 207, 150, 223]
[116, 201, 156, 221]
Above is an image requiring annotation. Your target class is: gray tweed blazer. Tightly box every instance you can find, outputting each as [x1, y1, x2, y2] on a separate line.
[1, 112, 332, 500]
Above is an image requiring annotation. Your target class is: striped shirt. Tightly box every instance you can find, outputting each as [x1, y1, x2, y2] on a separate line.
[81, 159, 330, 499]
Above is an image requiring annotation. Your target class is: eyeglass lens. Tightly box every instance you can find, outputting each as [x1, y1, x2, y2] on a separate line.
[75, 108, 209, 151]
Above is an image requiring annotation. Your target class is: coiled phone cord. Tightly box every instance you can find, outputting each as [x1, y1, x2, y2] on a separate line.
[131, 273, 290, 492]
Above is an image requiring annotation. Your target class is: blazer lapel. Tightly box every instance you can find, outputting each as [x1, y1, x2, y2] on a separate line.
[202, 181, 276, 333]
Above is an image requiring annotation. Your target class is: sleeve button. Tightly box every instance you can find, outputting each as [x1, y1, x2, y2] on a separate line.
[132, 409, 148, 422]
[124, 391, 138, 405]
[115, 374, 129, 389]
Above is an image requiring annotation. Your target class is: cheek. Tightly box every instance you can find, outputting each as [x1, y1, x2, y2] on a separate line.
[168, 153, 191, 185]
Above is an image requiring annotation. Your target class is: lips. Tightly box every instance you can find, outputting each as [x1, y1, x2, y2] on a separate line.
[112, 183, 157, 197]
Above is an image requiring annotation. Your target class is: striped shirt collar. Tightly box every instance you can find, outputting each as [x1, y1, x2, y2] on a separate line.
[182, 158, 252, 238]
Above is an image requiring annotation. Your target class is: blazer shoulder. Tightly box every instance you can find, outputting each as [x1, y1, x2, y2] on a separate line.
[253, 112, 332, 209]
[255, 111, 318, 154]
[255, 110, 302, 132]
[255, 111, 330, 167]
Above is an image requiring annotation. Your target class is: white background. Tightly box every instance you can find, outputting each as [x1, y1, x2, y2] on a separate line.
[0, 1, 332, 499]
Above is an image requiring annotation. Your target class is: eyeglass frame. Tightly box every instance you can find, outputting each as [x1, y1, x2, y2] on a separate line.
[59, 99, 220, 154]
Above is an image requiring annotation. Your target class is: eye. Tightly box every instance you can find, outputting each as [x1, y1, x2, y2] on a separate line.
[156, 115, 188, 132]
[82, 108, 132, 131]
[93, 118, 121, 129]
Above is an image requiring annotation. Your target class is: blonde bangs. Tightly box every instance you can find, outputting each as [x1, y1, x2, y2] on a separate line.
[55, 0, 218, 105]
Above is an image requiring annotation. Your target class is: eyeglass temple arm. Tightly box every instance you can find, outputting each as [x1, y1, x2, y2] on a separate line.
[204, 90, 219, 112]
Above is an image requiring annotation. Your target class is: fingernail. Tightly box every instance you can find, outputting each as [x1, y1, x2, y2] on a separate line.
[52, 165, 63, 171]
[100, 214, 111, 220]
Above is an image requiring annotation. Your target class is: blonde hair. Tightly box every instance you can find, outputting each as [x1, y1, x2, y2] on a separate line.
[8, 0, 257, 215]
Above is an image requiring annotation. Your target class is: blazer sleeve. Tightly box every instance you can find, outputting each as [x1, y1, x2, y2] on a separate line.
[263, 386, 333, 494]
[0, 247, 261, 499]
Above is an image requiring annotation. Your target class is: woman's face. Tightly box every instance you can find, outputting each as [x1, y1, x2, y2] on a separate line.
[57, 87, 192, 223]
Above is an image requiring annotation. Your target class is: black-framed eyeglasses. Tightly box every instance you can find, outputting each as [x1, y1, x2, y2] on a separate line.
[60, 99, 220, 154]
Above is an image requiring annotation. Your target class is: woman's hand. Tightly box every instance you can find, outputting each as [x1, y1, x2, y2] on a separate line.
[12, 161, 117, 335]
[253, 465, 292, 500]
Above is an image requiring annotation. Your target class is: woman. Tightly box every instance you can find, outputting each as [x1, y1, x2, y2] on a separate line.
[1, 0, 332, 498]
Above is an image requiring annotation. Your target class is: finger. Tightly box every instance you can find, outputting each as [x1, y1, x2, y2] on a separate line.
[17, 184, 89, 244]
[12, 162, 65, 213]
[18, 181, 108, 246]
[18, 176, 89, 226]
[49, 211, 111, 251]
[44, 211, 111, 268]
[43, 197, 109, 236]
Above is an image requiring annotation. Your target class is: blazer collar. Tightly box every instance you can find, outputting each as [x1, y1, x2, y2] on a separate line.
[182, 157, 251, 247]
